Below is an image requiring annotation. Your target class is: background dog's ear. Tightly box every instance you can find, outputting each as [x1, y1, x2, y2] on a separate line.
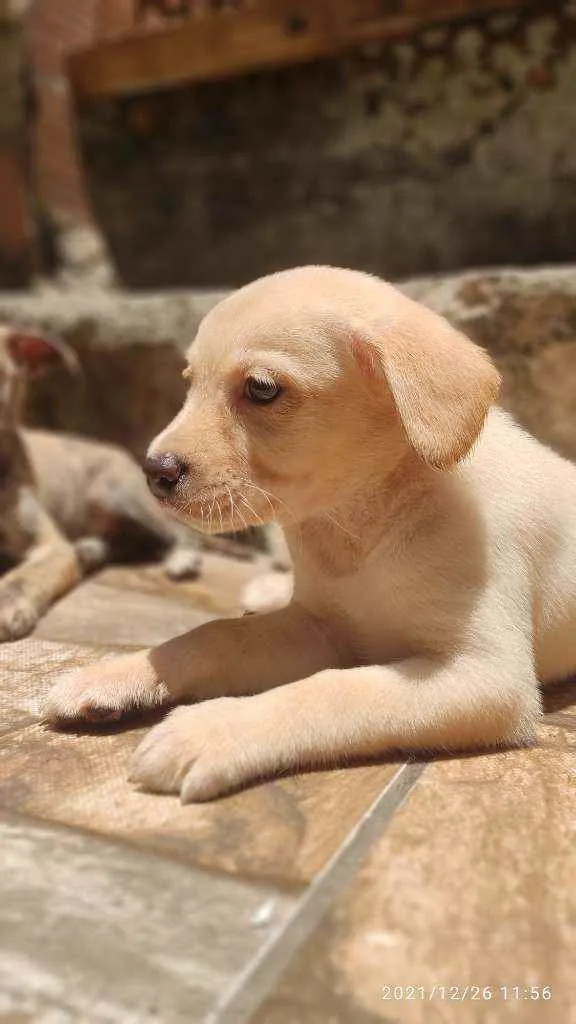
[7, 330, 79, 375]
[350, 302, 501, 469]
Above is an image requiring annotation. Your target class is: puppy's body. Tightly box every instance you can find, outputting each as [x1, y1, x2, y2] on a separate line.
[45, 267, 576, 800]
[290, 407, 576, 684]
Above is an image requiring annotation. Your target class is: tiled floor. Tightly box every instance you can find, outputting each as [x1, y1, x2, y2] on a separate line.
[0, 555, 574, 1022]
[255, 712, 576, 1023]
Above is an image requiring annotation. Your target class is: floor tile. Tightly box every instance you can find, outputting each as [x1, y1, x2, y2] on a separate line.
[0, 812, 295, 1023]
[0, 637, 402, 887]
[254, 712, 576, 1023]
[34, 552, 265, 648]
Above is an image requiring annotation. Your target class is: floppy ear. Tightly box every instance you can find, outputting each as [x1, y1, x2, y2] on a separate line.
[350, 302, 501, 469]
[7, 330, 79, 375]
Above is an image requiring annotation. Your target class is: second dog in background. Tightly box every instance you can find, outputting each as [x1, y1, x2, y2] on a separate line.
[0, 325, 289, 641]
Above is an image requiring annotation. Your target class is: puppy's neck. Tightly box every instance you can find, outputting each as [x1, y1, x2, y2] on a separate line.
[285, 451, 437, 577]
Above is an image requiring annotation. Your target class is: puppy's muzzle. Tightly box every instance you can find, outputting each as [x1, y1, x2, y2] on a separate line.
[144, 452, 186, 500]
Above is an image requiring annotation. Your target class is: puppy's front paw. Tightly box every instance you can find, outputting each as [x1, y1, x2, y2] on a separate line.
[0, 597, 39, 643]
[44, 651, 169, 726]
[129, 699, 263, 802]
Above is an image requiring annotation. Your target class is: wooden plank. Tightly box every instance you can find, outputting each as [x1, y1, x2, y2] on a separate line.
[70, 0, 534, 99]
[68, 1, 337, 98]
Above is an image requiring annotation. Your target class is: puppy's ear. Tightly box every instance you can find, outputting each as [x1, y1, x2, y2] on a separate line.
[350, 302, 501, 469]
[7, 330, 79, 375]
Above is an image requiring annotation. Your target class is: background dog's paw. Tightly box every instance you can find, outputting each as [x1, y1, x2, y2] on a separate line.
[0, 597, 39, 643]
[240, 571, 293, 615]
[44, 651, 167, 727]
[74, 535, 110, 574]
[163, 545, 202, 581]
[129, 700, 254, 802]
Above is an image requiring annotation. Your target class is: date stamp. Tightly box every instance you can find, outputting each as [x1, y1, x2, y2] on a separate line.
[381, 985, 552, 1002]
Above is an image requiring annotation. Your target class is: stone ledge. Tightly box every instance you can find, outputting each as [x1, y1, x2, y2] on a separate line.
[0, 265, 574, 458]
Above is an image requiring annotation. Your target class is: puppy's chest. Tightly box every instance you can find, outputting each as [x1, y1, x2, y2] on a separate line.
[299, 560, 437, 663]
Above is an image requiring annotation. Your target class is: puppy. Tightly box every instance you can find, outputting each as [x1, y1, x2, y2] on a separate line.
[0, 325, 206, 641]
[45, 267, 576, 802]
[0, 327, 81, 641]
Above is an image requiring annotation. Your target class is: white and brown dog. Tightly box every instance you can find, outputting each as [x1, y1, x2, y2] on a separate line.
[45, 267, 576, 801]
[0, 325, 204, 642]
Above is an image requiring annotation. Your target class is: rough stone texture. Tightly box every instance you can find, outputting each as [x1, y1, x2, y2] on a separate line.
[74, 3, 576, 288]
[403, 266, 576, 461]
[0, 265, 574, 461]
[0, 286, 224, 455]
[0, 812, 295, 1023]
[255, 689, 576, 1024]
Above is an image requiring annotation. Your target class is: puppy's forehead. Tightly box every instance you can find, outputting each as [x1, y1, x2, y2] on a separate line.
[187, 286, 341, 374]
[186, 266, 406, 364]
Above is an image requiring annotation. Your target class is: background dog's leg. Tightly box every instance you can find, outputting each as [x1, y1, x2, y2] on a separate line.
[85, 459, 201, 575]
[74, 536, 111, 574]
[0, 495, 80, 642]
[129, 651, 541, 801]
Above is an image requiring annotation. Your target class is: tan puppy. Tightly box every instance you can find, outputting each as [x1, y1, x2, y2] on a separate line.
[45, 267, 576, 802]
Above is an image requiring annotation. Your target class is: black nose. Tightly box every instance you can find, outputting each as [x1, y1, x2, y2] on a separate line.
[143, 452, 186, 499]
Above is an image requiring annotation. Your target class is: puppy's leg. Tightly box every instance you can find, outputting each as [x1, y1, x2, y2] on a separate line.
[129, 649, 541, 801]
[0, 497, 80, 642]
[43, 603, 337, 724]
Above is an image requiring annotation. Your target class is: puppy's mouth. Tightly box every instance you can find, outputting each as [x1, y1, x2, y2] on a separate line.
[155, 483, 274, 534]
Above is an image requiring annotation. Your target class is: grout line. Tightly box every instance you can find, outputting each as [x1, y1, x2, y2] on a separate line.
[207, 760, 426, 1024]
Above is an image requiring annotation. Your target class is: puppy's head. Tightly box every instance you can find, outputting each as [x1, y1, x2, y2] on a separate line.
[145, 267, 500, 532]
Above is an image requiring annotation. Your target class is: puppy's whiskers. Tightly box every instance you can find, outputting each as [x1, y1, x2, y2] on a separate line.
[226, 484, 249, 534]
[236, 479, 277, 520]
[237, 477, 302, 556]
[237, 493, 265, 529]
[226, 485, 235, 531]
[323, 510, 360, 542]
[209, 487, 217, 533]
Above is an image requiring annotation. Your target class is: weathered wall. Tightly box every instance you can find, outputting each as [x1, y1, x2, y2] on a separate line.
[27, 0, 97, 221]
[77, 3, 576, 288]
[0, 0, 34, 287]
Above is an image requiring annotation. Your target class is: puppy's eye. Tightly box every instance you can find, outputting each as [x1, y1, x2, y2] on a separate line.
[244, 376, 281, 404]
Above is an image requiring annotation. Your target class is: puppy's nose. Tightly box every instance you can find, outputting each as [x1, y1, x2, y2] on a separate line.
[143, 452, 186, 499]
